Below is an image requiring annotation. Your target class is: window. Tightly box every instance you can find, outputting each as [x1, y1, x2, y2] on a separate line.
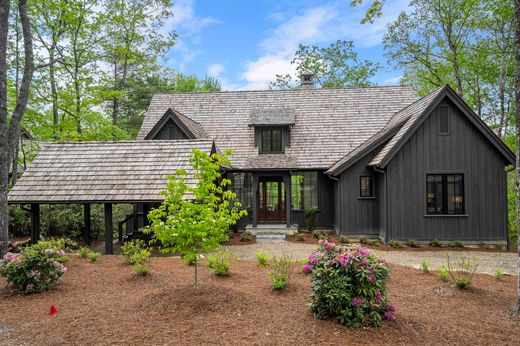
[426, 174, 464, 215]
[233, 173, 253, 209]
[291, 172, 319, 210]
[439, 105, 450, 135]
[359, 176, 374, 197]
[260, 128, 283, 153]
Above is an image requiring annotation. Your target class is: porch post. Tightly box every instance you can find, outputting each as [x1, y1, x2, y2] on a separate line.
[30, 203, 40, 244]
[284, 175, 291, 227]
[104, 203, 113, 254]
[83, 203, 91, 245]
[252, 174, 259, 227]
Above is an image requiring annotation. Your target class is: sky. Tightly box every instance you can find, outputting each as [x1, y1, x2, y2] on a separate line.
[163, 0, 411, 91]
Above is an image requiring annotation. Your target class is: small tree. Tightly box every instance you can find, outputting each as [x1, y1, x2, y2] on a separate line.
[146, 149, 247, 288]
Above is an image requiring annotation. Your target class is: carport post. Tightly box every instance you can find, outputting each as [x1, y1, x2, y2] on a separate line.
[83, 204, 91, 245]
[104, 203, 113, 254]
[30, 203, 40, 244]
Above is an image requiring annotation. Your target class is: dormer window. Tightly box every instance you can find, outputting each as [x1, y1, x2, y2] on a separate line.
[261, 127, 283, 153]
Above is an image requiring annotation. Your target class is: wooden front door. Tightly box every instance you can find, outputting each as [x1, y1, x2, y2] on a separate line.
[258, 177, 285, 223]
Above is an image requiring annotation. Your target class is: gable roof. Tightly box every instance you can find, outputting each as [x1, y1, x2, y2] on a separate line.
[326, 85, 446, 175]
[249, 108, 296, 126]
[138, 86, 417, 170]
[144, 108, 209, 139]
[8, 140, 215, 204]
[369, 84, 515, 168]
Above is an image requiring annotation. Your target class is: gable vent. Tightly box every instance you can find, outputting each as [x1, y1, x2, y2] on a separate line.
[439, 105, 450, 135]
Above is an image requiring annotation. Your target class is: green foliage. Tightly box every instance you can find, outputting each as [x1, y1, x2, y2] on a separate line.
[366, 239, 379, 247]
[312, 230, 330, 240]
[270, 40, 380, 89]
[493, 267, 504, 281]
[268, 255, 294, 290]
[407, 239, 419, 248]
[448, 241, 464, 248]
[438, 265, 449, 282]
[87, 252, 101, 263]
[240, 231, 253, 242]
[256, 250, 270, 267]
[132, 262, 149, 276]
[0, 244, 68, 294]
[358, 236, 368, 244]
[295, 232, 305, 241]
[420, 259, 431, 274]
[206, 249, 238, 276]
[446, 255, 480, 289]
[339, 235, 350, 244]
[389, 240, 401, 248]
[121, 239, 151, 266]
[305, 240, 395, 327]
[304, 208, 316, 232]
[146, 150, 247, 287]
[429, 239, 442, 248]
[78, 247, 91, 258]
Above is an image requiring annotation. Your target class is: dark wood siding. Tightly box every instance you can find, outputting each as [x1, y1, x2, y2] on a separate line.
[337, 151, 382, 236]
[386, 98, 508, 241]
[152, 119, 189, 140]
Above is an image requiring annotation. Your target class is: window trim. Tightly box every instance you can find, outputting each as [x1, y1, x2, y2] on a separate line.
[359, 175, 375, 198]
[425, 172, 465, 216]
[290, 171, 320, 211]
[260, 127, 284, 154]
[438, 105, 451, 136]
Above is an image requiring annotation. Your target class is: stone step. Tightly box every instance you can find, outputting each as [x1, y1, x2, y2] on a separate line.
[255, 232, 287, 243]
[245, 224, 298, 236]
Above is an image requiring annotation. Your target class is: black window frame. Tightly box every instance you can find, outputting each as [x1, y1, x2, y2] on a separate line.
[426, 173, 464, 215]
[359, 175, 374, 198]
[260, 127, 284, 154]
[232, 172, 253, 210]
[291, 171, 319, 211]
[438, 105, 450, 135]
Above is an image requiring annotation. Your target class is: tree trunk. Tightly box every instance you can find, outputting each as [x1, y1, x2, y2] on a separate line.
[49, 45, 59, 139]
[513, 0, 520, 316]
[194, 256, 198, 289]
[0, 0, 11, 256]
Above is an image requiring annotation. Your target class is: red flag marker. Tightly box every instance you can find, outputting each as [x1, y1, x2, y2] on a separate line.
[49, 305, 57, 317]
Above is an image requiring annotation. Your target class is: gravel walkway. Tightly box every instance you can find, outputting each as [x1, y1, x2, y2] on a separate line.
[223, 241, 518, 275]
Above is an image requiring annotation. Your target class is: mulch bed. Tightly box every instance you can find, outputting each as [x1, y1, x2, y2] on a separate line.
[286, 232, 514, 253]
[1, 257, 519, 345]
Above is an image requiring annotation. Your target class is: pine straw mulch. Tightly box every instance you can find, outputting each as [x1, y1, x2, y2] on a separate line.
[1, 256, 519, 345]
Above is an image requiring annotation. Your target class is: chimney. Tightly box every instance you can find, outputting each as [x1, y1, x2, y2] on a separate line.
[299, 71, 315, 89]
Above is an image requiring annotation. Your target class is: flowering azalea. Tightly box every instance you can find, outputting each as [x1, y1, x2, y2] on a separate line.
[369, 274, 376, 283]
[26, 283, 34, 291]
[384, 311, 395, 321]
[302, 263, 312, 274]
[352, 297, 362, 307]
[359, 248, 371, 255]
[375, 292, 382, 302]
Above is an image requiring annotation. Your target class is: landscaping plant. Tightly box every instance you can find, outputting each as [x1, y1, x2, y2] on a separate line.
[407, 239, 419, 248]
[88, 251, 101, 262]
[389, 239, 401, 248]
[121, 239, 151, 275]
[494, 267, 504, 281]
[255, 249, 270, 267]
[449, 240, 464, 248]
[304, 207, 316, 232]
[0, 244, 68, 294]
[207, 249, 238, 276]
[305, 240, 395, 327]
[438, 265, 449, 282]
[339, 235, 350, 244]
[146, 149, 247, 288]
[420, 259, 431, 274]
[295, 232, 305, 241]
[240, 231, 252, 242]
[446, 255, 480, 289]
[429, 239, 442, 247]
[268, 254, 294, 290]
[78, 247, 91, 258]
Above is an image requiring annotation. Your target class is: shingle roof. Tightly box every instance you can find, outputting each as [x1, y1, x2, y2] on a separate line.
[8, 140, 214, 203]
[138, 86, 417, 170]
[145, 108, 209, 139]
[327, 85, 445, 175]
[249, 108, 296, 126]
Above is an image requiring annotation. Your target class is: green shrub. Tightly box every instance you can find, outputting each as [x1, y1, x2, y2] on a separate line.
[447, 255, 480, 289]
[305, 240, 395, 328]
[389, 240, 401, 248]
[121, 239, 151, 265]
[493, 267, 504, 281]
[299, 258, 308, 266]
[448, 241, 464, 248]
[132, 263, 149, 276]
[78, 247, 91, 258]
[420, 259, 431, 274]
[240, 231, 252, 242]
[87, 252, 101, 262]
[339, 235, 350, 244]
[494, 244, 504, 250]
[305, 208, 316, 232]
[207, 249, 238, 276]
[256, 250, 270, 267]
[407, 239, 419, 248]
[429, 239, 442, 247]
[268, 254, 294, 290]
[438, 265, 449, 282]
[295, 232, 305, 241]
[366, 239, 379, 247]
[0, 245, 68, 294]
[358, 236, 368, 244]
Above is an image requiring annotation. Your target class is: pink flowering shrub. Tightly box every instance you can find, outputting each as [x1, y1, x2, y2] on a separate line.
[305, 240, 395, 327]
[0, 244, 68, 295]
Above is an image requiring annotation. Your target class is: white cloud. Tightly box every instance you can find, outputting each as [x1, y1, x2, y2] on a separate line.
[207, 63, 225, 77]
[237, 0, 410, 90]
[383, 75, 403, 84]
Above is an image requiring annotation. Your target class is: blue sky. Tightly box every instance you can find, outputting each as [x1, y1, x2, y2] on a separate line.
[163, 0, 411, 90]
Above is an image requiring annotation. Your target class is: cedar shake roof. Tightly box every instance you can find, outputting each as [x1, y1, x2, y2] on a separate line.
[138, 86, 417, 170]
[249, 108, 296, 126]
[8, 140, 214, 204]
[145, 108, 209, 139]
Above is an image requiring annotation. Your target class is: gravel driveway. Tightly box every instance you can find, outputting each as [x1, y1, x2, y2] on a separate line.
[223, 241, 518, 275]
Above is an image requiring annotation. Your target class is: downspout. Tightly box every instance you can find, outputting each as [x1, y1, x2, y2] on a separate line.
[373, 166, 388, 245]
[327, 173, 341, 235]
[505, 165, 514, 251]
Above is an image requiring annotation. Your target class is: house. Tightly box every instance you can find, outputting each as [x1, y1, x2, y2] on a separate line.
[8, 77, 514, 253]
